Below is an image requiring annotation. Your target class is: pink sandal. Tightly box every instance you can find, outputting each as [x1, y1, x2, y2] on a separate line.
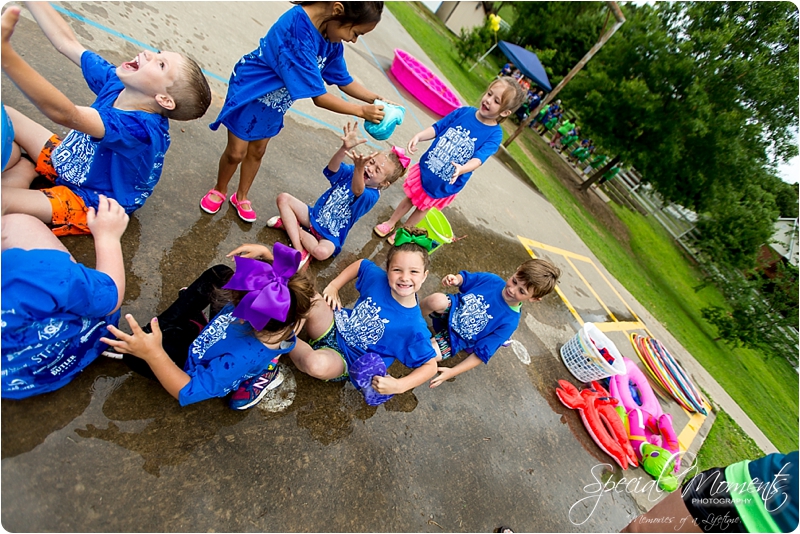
[200, 189, 226, 214]
[373, 222, 394, 238]
[230, 192, 257, 223]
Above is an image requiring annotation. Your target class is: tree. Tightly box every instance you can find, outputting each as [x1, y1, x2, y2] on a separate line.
[559, 2, 798, 212]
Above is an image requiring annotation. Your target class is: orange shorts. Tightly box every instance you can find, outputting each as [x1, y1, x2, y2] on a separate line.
[36, 135, 90, 236]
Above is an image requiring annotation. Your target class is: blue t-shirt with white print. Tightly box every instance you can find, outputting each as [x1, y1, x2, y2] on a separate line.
[179, 303, 297, 406]
[209, 5, 353, 140]
[419, 106, 502, 199]
[333, 260, 437, 371]
[445, 271, 520, 364]
[51, 51, 170, 214]
[309, 163, 380, 256]
[1, 248, 120, 399]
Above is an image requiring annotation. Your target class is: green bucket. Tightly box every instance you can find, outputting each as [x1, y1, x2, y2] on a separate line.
[416, 208, 453, 253]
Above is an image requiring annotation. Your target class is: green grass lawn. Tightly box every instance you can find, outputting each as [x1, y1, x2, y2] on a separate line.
[386, 2, 798, 459]
[691, 410, 765, 474]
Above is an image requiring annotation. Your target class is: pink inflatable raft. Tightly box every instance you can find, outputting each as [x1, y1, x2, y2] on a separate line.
[608, 357, 682, 472]
[390, 49, 461, 116]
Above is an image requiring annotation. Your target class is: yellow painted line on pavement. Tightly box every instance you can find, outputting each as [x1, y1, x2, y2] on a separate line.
[594, 321, 647, 333]
[564, 256, 619, 321]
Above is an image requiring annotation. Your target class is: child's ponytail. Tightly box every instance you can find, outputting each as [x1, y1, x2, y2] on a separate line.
[292, 2, 384, 26]
[387, 226, 432, 271]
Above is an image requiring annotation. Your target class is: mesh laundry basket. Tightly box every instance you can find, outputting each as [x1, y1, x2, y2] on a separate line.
[560, 323, 625, 382]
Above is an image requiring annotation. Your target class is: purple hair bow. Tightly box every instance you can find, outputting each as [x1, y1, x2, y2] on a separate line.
[222, 242, 301, 330]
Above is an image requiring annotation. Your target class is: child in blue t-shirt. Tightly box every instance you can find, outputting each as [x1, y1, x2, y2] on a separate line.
[0, 4, 211, 236]
[1, 195, 129, 399]
[420, 258, 561, 388]
[100, 243, 316, 410]
[289, 227, 439, 395]
[263, 122, 409, 268]
[202, 2, 391, 223]
[373, 77, 526, 241]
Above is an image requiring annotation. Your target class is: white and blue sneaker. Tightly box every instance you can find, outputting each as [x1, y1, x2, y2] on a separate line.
[229, 364, 284, 410]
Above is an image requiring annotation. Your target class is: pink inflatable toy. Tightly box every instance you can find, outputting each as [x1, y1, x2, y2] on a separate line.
[390, 49, 461, 116]
[609, 357, 681, 472]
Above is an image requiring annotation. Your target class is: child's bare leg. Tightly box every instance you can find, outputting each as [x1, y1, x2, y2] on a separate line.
[3, 141, 21, 172]
[276, 192, 311, 252]
[1, 213, 68, 253]
[379, 196, 414, 229]
[404, 206, 428, 228]
[211, 129, 250, 201]
[1, 187, 54, 223]
[298, 232, 335, 262]
[304, 294, 335, 339]
[420, 292, 450, 317]
[236, 138, 270, 202]
[288, 340, 345, 380]
[430, 337, 443, 361]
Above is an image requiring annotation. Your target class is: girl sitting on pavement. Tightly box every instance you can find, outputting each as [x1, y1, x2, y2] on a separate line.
[373, 77, 525, 242]
[264, 122, 409, 269]
[100, 243, 315, 410]
[289, 227, 439, 395]
[201, 1, 390, 223]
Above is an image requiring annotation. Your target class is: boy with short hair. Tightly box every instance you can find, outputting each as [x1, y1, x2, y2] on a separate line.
[421, 258, 561, 388]
[0, 3, 211, 236]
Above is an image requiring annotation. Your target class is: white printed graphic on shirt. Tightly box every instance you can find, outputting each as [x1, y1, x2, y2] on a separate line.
[317, 55, 327, 71]
[425, 126, 476, 183]
[190, 312, 235, 358]
[451, 293, 492, 340]
[258, 87, 294, 114]
[335, 297, 389, 350]
[315, 185, 351, 237]
[52, 130, 95, 186]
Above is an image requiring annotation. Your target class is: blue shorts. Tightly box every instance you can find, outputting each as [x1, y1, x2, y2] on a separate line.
[309, 320, 348, 382]
[218, 97, 286, 141]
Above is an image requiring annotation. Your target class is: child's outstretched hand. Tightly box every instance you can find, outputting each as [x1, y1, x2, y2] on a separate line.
[345, 149, 377, 169]
[227, 243, 273, 262]
[361, 103, 385, 124]
[407, 134, 421, 155]
[441, 273, 462, 287]
[340, 121, 366, 151]
[372, 374, 403, 395]
[429, 366, 457, 388]
[87, 194, 129, 241]
[322, 283, 342, 311]
[101, 314, 164, 362]
[1, 6, 21, 51]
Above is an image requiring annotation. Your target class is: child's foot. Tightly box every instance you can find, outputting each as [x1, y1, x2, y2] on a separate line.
[229, 365, 284, 410]
[230, 192, 257, 222]
[200, 189, 226, 214]
[266, 215, 284, 230]
[373, 222, 395, 238]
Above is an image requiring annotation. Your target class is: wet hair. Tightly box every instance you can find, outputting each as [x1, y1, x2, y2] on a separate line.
[386, 226, 431, 272]
[381, 150, 408, 188]
[223, 268, 316, 342]
[293, 2, 384, 27]
[486, 77, 526, 123]
[165, 55, 212, 121]
[515, 259, 561, 299]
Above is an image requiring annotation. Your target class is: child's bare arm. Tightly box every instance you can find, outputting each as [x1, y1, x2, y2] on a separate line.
[407, 126, 436, 154]
[322, 259, 362, 311]
[1, 7, 105, 138]
[101, 315, 190, 400]
[25, 2, 86, 65]
[226, 244, 274, 262]
[312, 92, 385, 123]
[429, 354, 483, 388]
[372, 358, 438, 395]
[338, 81, 382, 104]
[345, 149, 376, 197]
[87, 195, 129, 313]
[328, 122, 366, 173]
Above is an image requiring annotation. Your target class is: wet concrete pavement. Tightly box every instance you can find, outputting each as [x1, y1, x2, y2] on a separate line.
[0, 2, 772, 532]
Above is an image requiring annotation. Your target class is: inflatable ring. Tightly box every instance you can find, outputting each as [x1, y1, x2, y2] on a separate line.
[609, 357, 661, 416]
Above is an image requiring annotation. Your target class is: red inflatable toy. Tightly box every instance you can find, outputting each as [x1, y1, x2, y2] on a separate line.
[556, 380, 639, 470]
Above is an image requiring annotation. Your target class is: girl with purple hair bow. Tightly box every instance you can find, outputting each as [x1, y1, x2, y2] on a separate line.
[100, 243, 315, 410]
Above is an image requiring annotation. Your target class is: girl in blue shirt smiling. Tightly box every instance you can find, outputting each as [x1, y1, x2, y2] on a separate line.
[202, 1, 390, 223]
[289, 227, 439, 396]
